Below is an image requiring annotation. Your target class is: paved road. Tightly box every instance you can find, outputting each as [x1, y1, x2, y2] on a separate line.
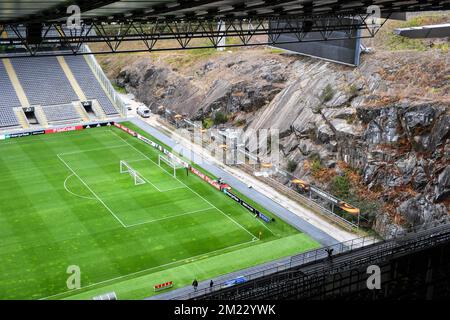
[128, 117, 340, 300]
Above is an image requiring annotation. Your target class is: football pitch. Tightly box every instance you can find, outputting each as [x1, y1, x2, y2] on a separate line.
[0, 122, 320, 300]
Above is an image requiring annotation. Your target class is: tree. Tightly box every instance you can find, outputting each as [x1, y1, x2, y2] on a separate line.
[331, 175, 351, 199]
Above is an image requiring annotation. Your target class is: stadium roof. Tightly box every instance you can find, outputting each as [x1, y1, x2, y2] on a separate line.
[1, 0, 449, 24]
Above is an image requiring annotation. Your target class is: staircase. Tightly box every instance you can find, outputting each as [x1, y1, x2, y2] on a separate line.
[73, 102, 90, 122]
[13, 107, 30, 129]
[92, 100, 107, 120]
[57, 56, 88, 101]
[34, 106, 49, 127]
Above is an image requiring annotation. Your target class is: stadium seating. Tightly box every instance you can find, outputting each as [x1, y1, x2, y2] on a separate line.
[42, 104, 81, 123]
[0, 61, 21, 109]
[11, 57, 79, 106]
[65, 56, 119, 115]
[1, 52, 118, 130]
[0, 108, 19, 128]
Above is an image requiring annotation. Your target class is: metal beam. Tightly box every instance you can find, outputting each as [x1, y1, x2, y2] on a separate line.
[394, 23, 450, 38]
[0, 13, 390, 58]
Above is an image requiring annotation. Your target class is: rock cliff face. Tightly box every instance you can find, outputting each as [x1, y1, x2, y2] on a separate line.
[116, 51, 290, 120]
[111, 48, 449, 238]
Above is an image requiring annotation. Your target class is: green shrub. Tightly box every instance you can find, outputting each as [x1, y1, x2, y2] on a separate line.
[321, 84, 335, 103]
[213, 112, 228, 125]
[112, 83, 127, 94]
[331, 175, 351, 199]
[311, 159, 322, 175]
[202, 118, 213, 129]
[234, 119, 246, 127]
[287, 160, 297, 172]
[348, 84, 358, 96]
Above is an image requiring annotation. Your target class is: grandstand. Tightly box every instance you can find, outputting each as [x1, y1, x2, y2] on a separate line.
[0, 61, 21, 128]
[42, 103, 81, 124]
[189, 221, 450, 300]
[0, 53, 122, 130]
[0, 107, 19, 128]
[0, 61, 21, 109]
[11, 57, 78, 106]
[64, 56, 118, 116]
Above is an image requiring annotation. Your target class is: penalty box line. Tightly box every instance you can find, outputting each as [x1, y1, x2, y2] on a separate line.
[57, 153, 127, 228]
[58, 139, 187, 193]
[110, 129, 259, 241]
[58, 153, 212, 229]
[125, 207, 215, 228]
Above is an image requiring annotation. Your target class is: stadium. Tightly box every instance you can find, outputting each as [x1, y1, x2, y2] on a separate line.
[0, 0, 449, 305]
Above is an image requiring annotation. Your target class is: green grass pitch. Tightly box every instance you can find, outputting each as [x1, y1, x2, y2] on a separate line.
[0, 122, 320, 300]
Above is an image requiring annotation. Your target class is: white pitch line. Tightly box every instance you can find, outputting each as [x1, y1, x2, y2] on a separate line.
[125, 207, 215, 228]
[122, 158, 186, 192]
[63, 174, 96, 200]
[57, 154, 127, 228]
[59, 143, 176, 193]
[110, 130, 258, 240]
[59, 144, 203, 227]
[58, 144, 128, 156]
[39, 237, 259, 300]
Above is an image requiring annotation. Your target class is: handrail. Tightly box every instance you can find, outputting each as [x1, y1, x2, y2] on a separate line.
[81, 45, 127, 116]
[172, 234, 378, 300]
[239, 163, 358, 230]
[172, 219, 450, 300]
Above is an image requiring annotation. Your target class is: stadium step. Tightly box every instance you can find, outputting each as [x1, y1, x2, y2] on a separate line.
[73, 101, 90, 122]
[34, 106, 49, 127]
[2, 59, 30, 107]
[91, 99, 107, 120]
[13, 107, 30, 129]
[57, 56, 88, 102]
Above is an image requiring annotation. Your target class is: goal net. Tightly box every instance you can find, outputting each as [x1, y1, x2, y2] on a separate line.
[120, 160, 146, 186]
[158, 154, 185, 177]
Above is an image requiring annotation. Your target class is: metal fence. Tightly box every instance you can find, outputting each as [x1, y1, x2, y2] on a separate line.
[172, 235, 378, 300]
[239, 163, 359, 230]
[154, 114, 361, 230]
[174, 217, 450, 300]
[81, 45, 127, 116]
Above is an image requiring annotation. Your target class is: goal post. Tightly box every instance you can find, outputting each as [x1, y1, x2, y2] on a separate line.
[120, 160, 146, 186]
[158, 154, 185, 178]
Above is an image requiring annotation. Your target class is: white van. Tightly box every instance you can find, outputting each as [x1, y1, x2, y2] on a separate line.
[137, 106, 151, 118]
